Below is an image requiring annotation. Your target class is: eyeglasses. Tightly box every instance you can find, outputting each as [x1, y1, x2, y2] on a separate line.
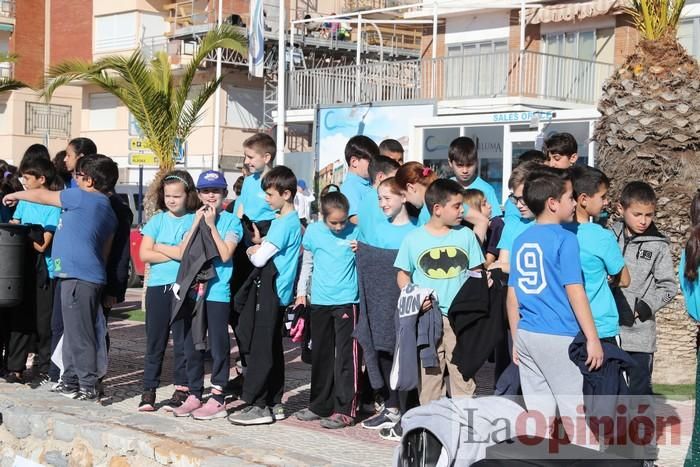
[508, 193, 525, 205]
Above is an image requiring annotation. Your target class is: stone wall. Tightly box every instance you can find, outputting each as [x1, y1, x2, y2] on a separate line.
[0, 402, 253, 467]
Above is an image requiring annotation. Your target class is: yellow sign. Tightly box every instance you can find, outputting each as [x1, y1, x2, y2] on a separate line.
[129, 138, 153, 151]
[129, 153, 160, 166]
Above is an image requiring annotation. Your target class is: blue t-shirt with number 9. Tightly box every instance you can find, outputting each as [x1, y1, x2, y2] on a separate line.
[508, 223, 583, 337]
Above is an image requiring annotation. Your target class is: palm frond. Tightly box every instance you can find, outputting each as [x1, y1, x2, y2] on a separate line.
[0, 79, 28, 93]
[625, 0, 686, 40]
[42, 25, 247, 172]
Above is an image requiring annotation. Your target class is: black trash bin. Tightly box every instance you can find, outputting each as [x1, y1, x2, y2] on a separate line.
[0, 223, 29, 308]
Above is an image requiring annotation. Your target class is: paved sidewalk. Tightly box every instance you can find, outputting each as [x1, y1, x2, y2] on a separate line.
[0, 287, 696, 465]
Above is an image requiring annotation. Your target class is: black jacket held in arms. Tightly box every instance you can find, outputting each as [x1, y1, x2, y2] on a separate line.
[448, 268, 506, 381]
[233, 260, 279, 355]
[171, 218, 219, 350]
[568, 333, 637, 425]
[105, 194, 134, 303]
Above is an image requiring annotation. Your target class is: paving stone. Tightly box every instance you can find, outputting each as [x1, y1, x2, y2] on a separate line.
[200, 456, 256, 467]
[78, 424, 110, 450]
[3, 407, 30, 439]
[104, 428, 137, 454]
[53, 417, 76, 443]
[134, 438, 155, 461]
[28, 413, 48, 439]
[45, 450, 68, 467]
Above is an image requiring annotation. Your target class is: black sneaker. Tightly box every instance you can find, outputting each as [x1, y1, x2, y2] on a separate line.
[53, 381, 79, 399]
[161, 389, 189, 412]
[28, 372, 50, 389]
[361, 408, 400, 430]
[379, 421, 403, 441]
[74, 388, 99, 402]
[2, 372, 23, 384]
[138, 389, 157, 412]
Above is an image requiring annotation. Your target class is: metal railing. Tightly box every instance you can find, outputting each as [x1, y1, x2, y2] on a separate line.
[287, 50, 615, 109]
[0, 61, 12, 79]
[25, 102, 72, 139]
[141, 36, 172, 61]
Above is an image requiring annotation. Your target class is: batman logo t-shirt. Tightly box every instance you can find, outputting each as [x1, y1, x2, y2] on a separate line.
[395, 226, 485, 315]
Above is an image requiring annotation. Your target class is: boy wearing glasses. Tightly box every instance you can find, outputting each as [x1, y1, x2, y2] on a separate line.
[489, 162, 538, 274]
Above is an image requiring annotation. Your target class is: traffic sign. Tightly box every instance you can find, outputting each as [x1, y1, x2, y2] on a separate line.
[129, 138, 152, 151]
[129, 153, 160, 166]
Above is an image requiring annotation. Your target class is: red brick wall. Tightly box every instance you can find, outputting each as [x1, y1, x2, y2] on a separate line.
[50, 0, 92, 66]
[11, 0, 45, 86]
[614, 13, 639, 65]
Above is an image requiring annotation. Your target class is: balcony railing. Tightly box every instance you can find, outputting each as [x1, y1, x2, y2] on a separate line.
[0, 60, 12, 79]
[287, 50, 615, 110]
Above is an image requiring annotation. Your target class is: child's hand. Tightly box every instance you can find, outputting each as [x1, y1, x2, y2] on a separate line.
[202, 206, 216, 227]
[420, 296, 432, 312]
[349, 240, 358, 252]
[246, 244, 260, 257]
[512, 345, 519, 366]
[194, 206, 206, 224]
[295, 295, 307, 307]
[251, 223, 262, 244]
[102, 295, 117, 309]
[586, 339, 604, 371]
[2, 193, 18, 207]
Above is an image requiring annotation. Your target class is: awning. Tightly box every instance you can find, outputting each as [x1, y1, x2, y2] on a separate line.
[524, 0, 631, 24]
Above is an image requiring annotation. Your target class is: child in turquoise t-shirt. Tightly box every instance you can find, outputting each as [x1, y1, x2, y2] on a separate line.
[394, 179, 484, 405]
[294, 190, 360, 429]
[566, 166, 630, 340]
[6, 157, 61, 384]
[229, 166, 302, 426]
[173, 171, 242, 421]
[137, 170, 198, 413]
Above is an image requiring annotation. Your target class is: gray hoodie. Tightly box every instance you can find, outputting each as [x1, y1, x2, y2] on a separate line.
[610, 221, 677, 353]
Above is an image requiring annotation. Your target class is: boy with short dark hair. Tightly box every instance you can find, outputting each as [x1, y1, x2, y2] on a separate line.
[5, 158, 61, 385]
[395, 178, 485, 404]
[611, 181, 676, 396]
[448, 136, 503, 218]
[230, 166, 302, 425]
[357, 155, 401, 246]
[507, 167, 603, 443]
[341, 135, 379, 223]
[567, 166, 630, 340]
[544, 132, 578, 168]
[379, 138, 404, 164]
[3, 154, 118, 401]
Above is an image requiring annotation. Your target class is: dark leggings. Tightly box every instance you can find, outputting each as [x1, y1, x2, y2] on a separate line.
[377, 350, 419, 414]
[184, 300, 231, 399]
[143, 285, 187, 390]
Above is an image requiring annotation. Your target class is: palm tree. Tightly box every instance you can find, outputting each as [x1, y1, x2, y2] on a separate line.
[43, 24, 247, 206]
[593, 0, 699, 386]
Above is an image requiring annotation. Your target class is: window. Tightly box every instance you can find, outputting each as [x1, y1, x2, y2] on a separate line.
[542, 30, 597, 103]
[88, 93, 119, 130]
[226, 87, 263, 129]
[141, 13, 167, 39]
[445, 40, 508, 99]
[25, 102, 72, 138]
[679, 18, 698, 58]
[94, 12, 138, 53]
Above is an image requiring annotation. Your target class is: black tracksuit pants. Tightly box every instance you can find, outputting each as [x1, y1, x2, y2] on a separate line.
[309, 304, 360, 418]
[6, 279, 54, 374]
[241, 305, 285, 409]
[143, 285, 187, 390]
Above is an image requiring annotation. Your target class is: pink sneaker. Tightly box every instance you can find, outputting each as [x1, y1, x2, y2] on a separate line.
[172, 395, 202, 417]
[192, 397, 227, 420]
